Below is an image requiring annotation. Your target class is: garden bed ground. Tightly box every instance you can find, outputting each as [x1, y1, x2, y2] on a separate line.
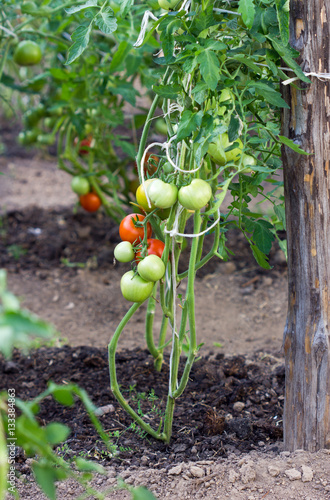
[1, 153, 330, 499]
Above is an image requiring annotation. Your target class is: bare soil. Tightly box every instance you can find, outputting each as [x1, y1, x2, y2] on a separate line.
[1, 153, 330, 499]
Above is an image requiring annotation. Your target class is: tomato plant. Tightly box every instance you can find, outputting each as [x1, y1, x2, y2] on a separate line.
[119, 214, 152, 244]
[0, 2, 163, 222]
[79, 192, 101, 213]
[107, 0, 303, 445]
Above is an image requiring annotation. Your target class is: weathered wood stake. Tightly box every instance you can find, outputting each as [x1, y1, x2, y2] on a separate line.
[282, 0, 330, 451]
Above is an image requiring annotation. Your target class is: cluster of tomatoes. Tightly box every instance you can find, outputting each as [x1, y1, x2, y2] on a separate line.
[71, 176, 102, 213]
[115, 214, 166, 302]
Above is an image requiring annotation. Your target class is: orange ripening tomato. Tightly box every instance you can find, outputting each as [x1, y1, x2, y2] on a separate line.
[135, 152, 159, 176]
[79, 192, 102, 212]
[119, 214, 152, 244]
[135, 238, 165, 262]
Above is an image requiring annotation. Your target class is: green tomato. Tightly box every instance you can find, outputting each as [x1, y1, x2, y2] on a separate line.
[21, 2, 37, 14]
[13, 41, 42, 66]
[147, 179, 178, 209]
[208, 133, 243, 165]
[37, 133, 55, 145]
[240, 154, 257, 173]
[158, 0, 178, 9]
[163, 161, 174, 174]
[17, 129, 39, 146]
[136, 179, 156, 212]
[155, 118, 168, 136]
[71, 176, 90, 196]
[23, 105, 46, 127]
[120, 270, 154, 302]
[178, 179, 212, 211]
[114, 242, 135, 263]
[137, 255, 165, 282]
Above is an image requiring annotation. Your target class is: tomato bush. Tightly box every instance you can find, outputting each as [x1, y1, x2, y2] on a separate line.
[0, 1, 163, 222]
[107, 0, 303, 446]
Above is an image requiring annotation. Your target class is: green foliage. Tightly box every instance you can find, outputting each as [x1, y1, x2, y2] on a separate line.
[0, 270, 56, 359]
[107, 0, 304, 445]
[0, 0, 163, 221]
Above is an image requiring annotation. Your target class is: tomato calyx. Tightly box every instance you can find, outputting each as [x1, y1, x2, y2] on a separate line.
[135, 238, 165, 262]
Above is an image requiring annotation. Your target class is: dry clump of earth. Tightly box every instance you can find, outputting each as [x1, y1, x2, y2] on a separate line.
[1, 150, 330, 499]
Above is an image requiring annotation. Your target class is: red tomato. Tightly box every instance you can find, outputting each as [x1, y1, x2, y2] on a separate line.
[74, 135, 94, 155]
[135, 152, 159, 176]
[135, 238, 165, 262]
[79, 192, 102, 212]
[119, 214, 152, 244]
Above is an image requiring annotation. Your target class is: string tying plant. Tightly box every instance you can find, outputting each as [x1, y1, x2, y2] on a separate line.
[109, 0, 311, 443]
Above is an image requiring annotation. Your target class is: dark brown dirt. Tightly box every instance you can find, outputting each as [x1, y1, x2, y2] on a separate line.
[0, 206, 287, 280]
[0, 345, 284, 469]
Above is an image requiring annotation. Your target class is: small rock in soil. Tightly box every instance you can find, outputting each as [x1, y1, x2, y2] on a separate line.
[301, 465, 314, 482]
[285, 468, 302, 481]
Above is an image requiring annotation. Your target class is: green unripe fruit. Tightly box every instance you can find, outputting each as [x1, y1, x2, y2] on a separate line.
[114, 242, 135, 263]
[137, 255, 166, 282]
[13, 41, 42, 66]
[71, 176, 90, 196]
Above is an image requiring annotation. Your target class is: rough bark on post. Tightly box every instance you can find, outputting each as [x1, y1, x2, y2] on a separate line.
[282, 0, 330, 451]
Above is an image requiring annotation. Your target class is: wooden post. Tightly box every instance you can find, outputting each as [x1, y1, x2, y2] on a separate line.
[282, 0, 330, 451]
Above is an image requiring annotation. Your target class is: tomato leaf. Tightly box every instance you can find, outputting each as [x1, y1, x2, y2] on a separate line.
[248, 82, 289, 108]
[109, 41, 132, 72]
[153, 84, 181, 99]
[119, 0, 134, 17]
[32, 461, 67, 500]
[75, 457, 105, 473]
[132, 486, 157, 500]
[278, 135, 310, 155]
[250, 244, 272, 269]
[197, 50, 220, 91]
[66, 24, 92, 64]
[244, 217, 274, 254]
[274, 203, 286, 230]
[45, 422, 71, 445]
[267, 36, 312, 84]
[275, 0, 290, 46]
[95, 7, 117, 34]
[238, 0, 255, 29]
[66, 0, 98, 14]
[227, 116, 240, 143]
[176, 110, 203, 141]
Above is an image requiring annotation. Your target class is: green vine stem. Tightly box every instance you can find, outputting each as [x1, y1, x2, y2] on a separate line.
[108, 302, 166, 441]
[145, 282, 163, 368]
[136, 66, 171, 183]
